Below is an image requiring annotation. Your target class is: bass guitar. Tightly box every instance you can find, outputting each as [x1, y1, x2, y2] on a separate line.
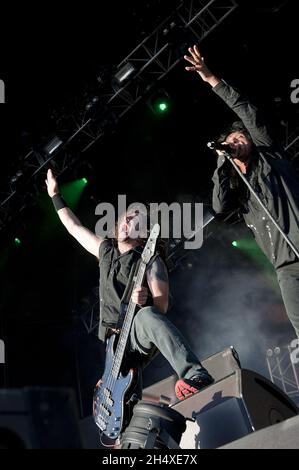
[93, 224, 160, 439]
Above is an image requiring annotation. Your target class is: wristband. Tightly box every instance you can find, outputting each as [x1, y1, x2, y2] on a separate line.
[52, 193, 67, 212]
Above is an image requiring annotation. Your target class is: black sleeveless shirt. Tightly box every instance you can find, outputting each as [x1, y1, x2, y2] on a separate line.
[98, 239, 153, 341]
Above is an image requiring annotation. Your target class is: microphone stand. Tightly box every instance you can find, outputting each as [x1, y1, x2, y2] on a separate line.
[218, 149, 299, 259]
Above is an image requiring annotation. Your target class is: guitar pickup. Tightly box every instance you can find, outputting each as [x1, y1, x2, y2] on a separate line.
[97, 417, 107, 431]
[100, 404, 111, 417]
[103, 389, 114, 406]
[106, 397, 114, 407]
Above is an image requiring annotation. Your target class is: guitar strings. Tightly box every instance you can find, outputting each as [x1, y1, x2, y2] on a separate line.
[99, 296, 135, 435]
[97, 252, 150, 436]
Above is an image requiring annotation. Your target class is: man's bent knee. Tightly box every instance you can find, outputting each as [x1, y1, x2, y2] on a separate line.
[137, 306, 162, 321]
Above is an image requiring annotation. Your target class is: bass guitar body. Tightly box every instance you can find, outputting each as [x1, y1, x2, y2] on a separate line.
[93, 335, 135, 440]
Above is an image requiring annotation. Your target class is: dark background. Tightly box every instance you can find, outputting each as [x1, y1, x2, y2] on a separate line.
[0, 0, 298, 417]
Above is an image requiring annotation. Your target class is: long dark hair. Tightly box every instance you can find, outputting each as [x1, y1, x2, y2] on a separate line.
[216, 121, 255, 209]
[112, 203, 169, 262]
[217, 120, 253, 146]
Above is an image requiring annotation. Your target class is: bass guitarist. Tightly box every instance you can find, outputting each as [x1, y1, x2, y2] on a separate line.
[46, 170, 213, 417]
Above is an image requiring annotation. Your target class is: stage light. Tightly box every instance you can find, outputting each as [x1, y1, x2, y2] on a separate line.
[158, 101, 168, 113]
[60, 177, 88, 210]
[10, 170, 23, 185]
[43, 136, 63, 156]
[232, 241, 239, 248]
[114, 62, 136, 86]
[14, 238, 21, 246]
[148, 90, 171, 116]
[154, 96, 170, 114]
[121, 401, 186, 449]
[85, 96, 99, 111]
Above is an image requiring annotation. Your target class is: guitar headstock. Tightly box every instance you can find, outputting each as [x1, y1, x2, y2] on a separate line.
[142, 224, 160, 264]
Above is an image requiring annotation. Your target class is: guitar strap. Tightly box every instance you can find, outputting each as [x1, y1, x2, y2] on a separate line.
[115, 257, 142, 330]
[116, 252, 159, 330]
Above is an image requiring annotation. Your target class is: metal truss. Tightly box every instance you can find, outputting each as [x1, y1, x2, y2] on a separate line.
[77, 288, 101, 336]
[284, 124, 299, 164]
[0, 0, 238, 232]
[266, 345, 299, 404]
[102, 0, 238, 118]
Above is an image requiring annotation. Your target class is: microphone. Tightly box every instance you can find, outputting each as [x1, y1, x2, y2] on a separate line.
[207, 141, 235, 155]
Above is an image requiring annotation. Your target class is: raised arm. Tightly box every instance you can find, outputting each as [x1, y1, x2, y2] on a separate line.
[46, 169, 103, 258]
[184, 45, 274, 148]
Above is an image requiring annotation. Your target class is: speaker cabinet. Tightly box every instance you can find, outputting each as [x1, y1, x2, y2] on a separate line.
[0, 388, 83, 448]
[172, 369, 298, 449]
[220, 415, 299, 449]
[143, 347, 241, 405]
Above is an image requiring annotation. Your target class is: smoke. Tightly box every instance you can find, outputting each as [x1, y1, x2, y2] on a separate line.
[174, 223, 295, 377]
[181, 266, 278, 375]
[144, 222, 295, 385]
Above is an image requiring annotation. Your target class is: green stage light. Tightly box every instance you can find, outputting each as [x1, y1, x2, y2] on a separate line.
[61, 178, 88, 210]
[15, 238, 21, 246]
[158, 102, 168, 113]
[148, 90, 171, 116]
[232, 241, 239, 248]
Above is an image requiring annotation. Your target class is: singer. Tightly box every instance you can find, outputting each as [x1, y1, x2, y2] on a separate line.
[184, 45, 299, 340]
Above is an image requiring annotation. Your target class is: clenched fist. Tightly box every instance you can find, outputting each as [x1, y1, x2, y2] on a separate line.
[132, 287, 149, 307]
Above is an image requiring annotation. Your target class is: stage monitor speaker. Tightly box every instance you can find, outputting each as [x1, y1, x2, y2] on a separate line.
[143, 347, 241, 405]
[201, 346, 241, 381]
[0, 388, 83, 449]
[172, 369, 298, 449]
[220, 415, 299, 449]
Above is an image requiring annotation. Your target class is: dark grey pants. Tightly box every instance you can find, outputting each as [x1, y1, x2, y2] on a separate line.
[277, 262, 299, 339]
[129, 306, 204, 379]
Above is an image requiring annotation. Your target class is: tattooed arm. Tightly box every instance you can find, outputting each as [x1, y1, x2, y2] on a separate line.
[146, 256, 169, 314]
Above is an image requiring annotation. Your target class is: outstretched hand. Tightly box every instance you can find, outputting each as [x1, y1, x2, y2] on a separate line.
[45, 169, 59, 197]
[184, 45, 220, 87]
[184, 46, 207, 73]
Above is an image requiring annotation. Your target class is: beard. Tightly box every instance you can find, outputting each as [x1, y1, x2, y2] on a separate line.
[117, 233, 145, 245]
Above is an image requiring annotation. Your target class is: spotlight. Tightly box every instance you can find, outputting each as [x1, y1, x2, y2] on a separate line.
[10, 170, 23, 185]
[114, 62, 136, 86]
[43, 136, 63, 156]
[85, 96, 99, 111]
[158, 101, 168, 112]
[162, 21, 177, 36]
[14, 238, 21, 246]
[148, 90, 171, 116]
[232, 241, 239, 248]
[121, 401, 186, 449]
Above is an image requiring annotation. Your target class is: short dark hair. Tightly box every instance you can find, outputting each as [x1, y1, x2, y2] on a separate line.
[217, 121, 252, 144]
